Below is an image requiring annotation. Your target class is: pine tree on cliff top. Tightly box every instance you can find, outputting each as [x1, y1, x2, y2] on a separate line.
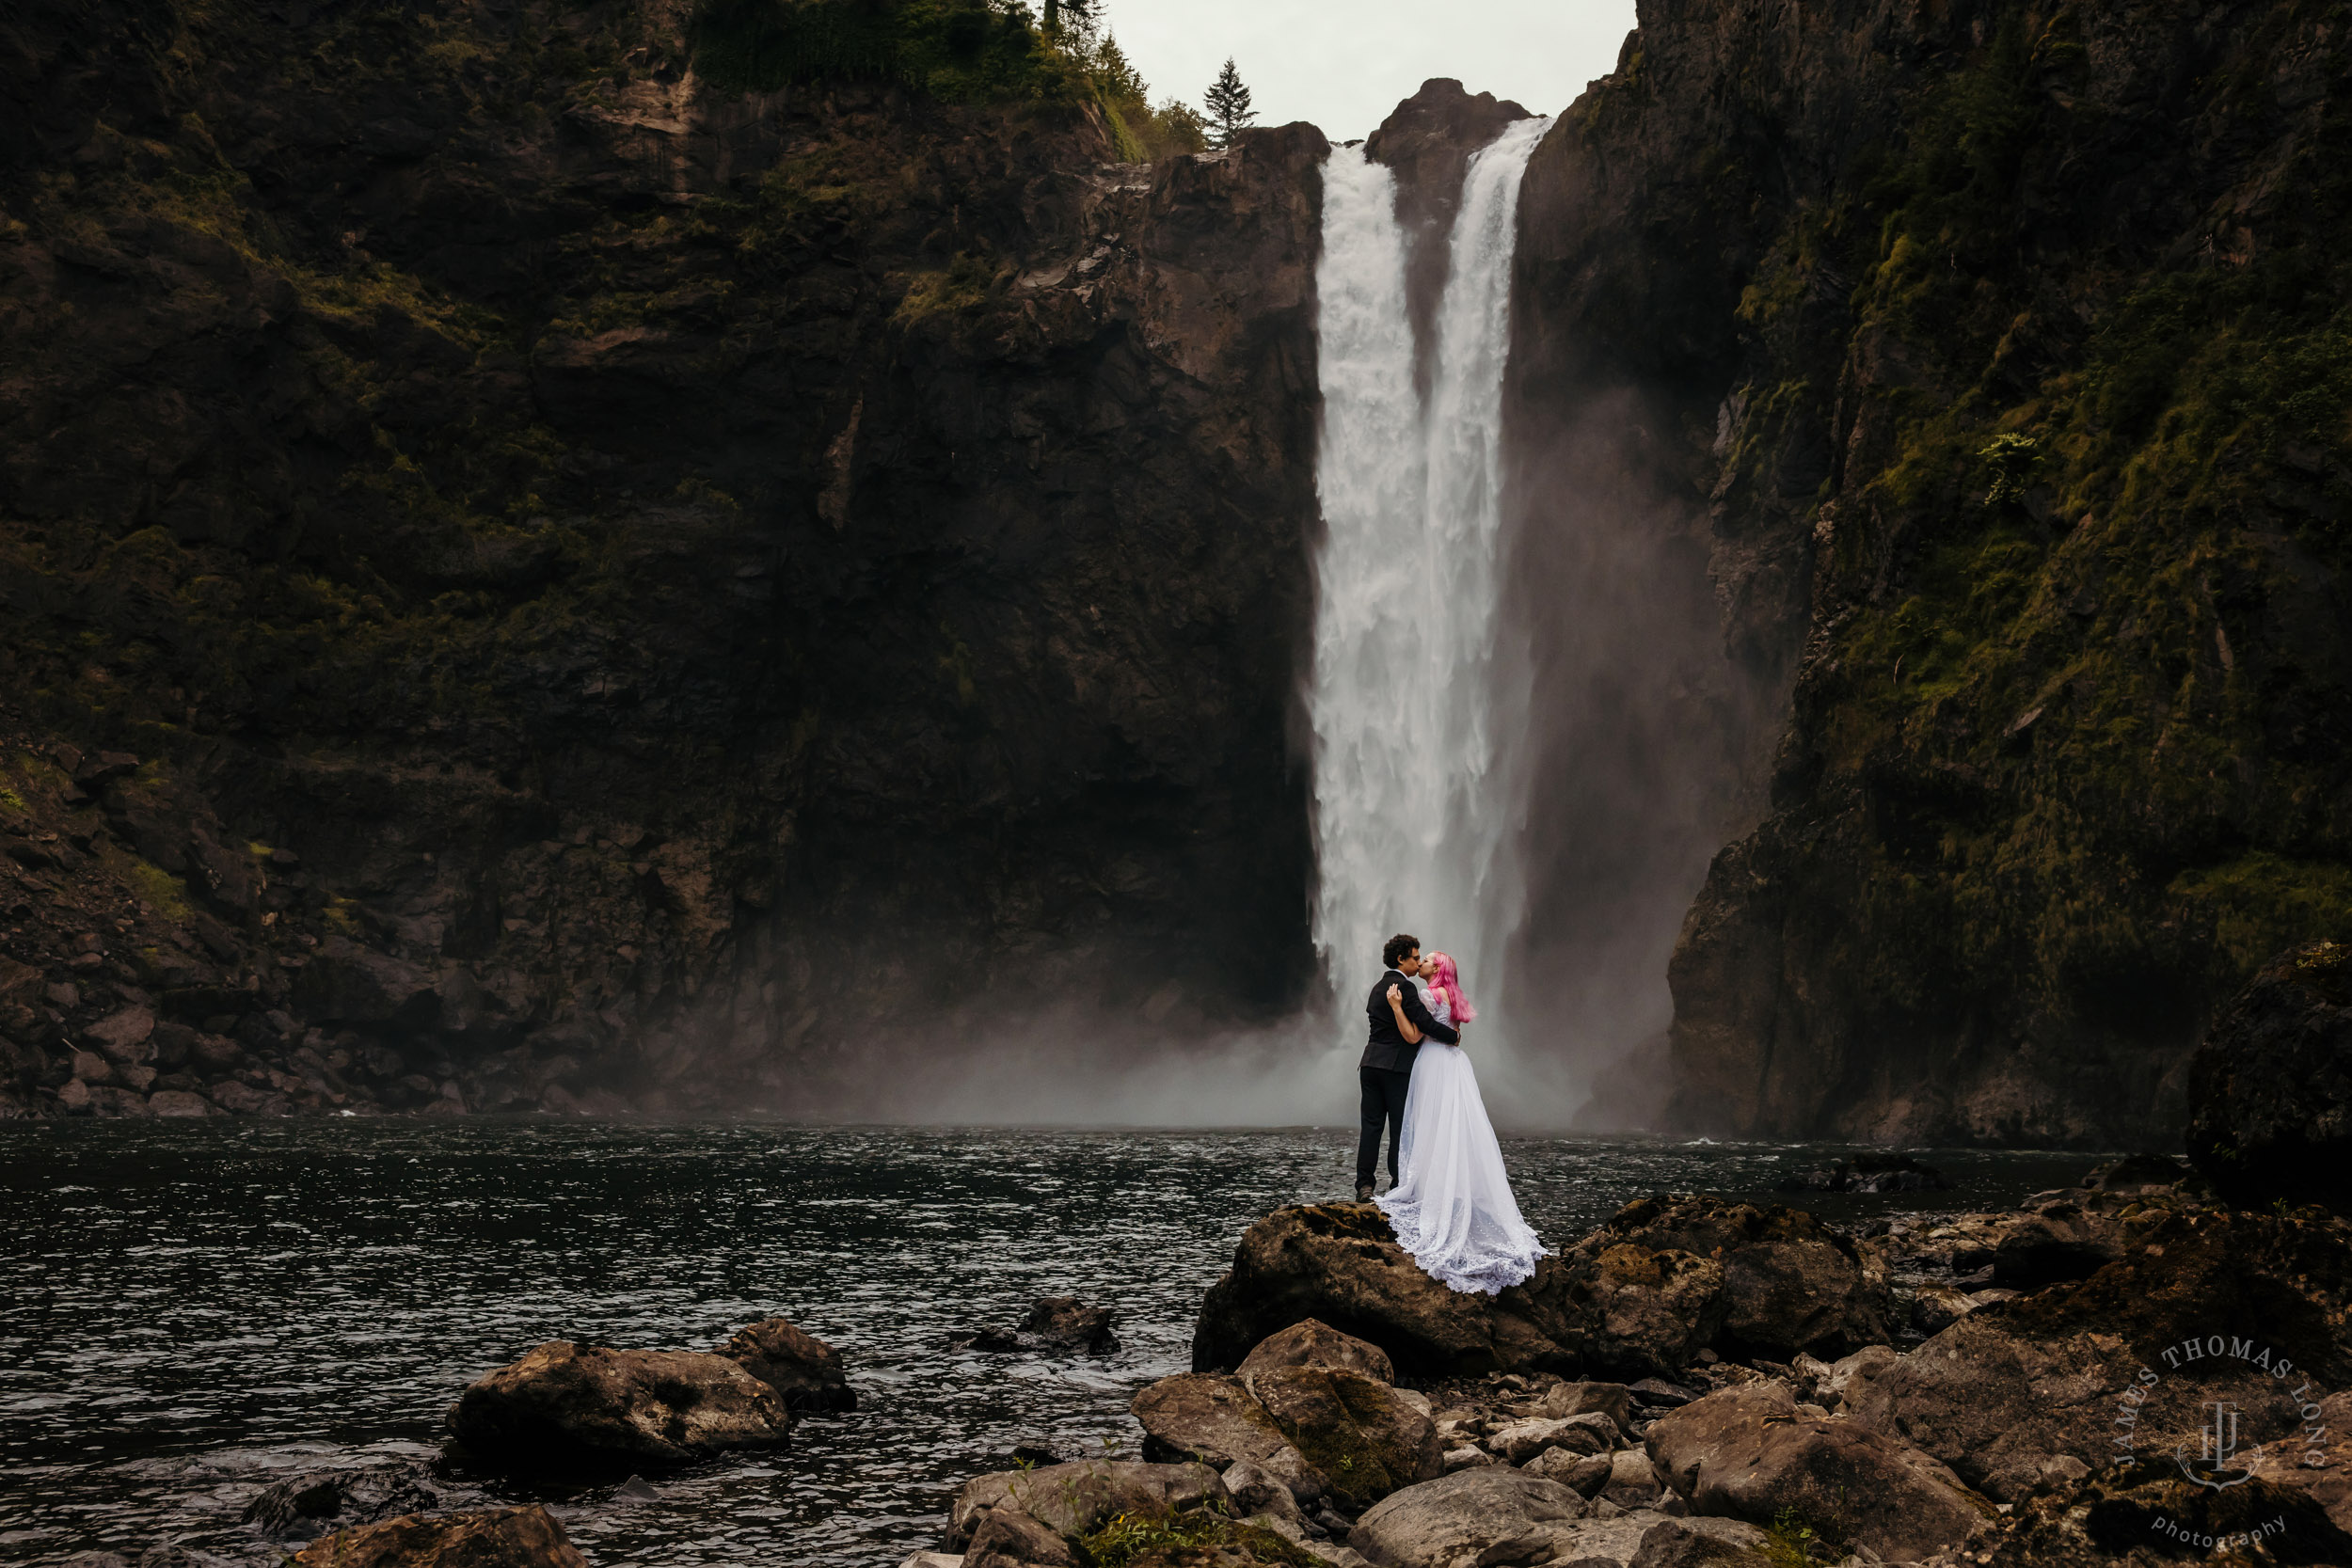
[1204, 57, 1256, 148]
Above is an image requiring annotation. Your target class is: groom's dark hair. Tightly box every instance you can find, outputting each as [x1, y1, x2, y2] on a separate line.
[1382, 933, 1421, 969]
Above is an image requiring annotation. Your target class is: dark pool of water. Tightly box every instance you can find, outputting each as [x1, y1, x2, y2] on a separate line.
[0, 1122, 2104, 1566]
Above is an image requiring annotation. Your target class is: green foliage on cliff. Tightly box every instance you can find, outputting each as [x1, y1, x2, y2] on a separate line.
[1758, 0, 2352, 1029]
[692, 0, 1078, 104]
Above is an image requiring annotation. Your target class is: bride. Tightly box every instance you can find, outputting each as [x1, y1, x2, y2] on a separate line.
[1375, 953, 1550, 1294]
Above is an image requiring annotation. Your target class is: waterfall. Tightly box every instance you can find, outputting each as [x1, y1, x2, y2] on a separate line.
[1309, 118, 1552, 1039]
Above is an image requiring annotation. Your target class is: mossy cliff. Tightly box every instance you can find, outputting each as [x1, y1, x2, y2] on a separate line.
[1517, 0, 2352, 1144]
[0, 0, 1324, 1115]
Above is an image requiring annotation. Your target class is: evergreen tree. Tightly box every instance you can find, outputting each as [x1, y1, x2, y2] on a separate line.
[1203, 57, 1255, 148]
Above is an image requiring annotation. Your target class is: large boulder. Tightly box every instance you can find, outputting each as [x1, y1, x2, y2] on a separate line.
[1841, 1206, 2352, 1501]
[947, 1461, 1226, 1547]
[1645, 1382, 1994, 1562]
[718, 1317, 856, 1412]
[1194, 1203, 1576, 1377]
[1193, 1198, 1894, 1381]
[2186, 939, 2352, 1211]
[292, 1505, 584, 1567]
[445, 1340, 792, 1473]
[1248, 1365, 1442, 1511]
[1132, 1372, 1307, 1472]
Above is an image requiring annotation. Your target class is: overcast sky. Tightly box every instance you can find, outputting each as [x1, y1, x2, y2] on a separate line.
[1099, 0, 1639, 144]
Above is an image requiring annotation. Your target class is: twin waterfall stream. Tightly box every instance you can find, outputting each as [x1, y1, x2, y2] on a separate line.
[1309, 119, 1553, 1046]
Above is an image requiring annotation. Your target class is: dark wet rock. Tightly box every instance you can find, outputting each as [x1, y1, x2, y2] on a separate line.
[1989, 1201, 2126, 1288]
[1248, 1365, 1443, 1512]
[947, 1461, 1227, 1547]
[2079, 1152, 2199, 1193]
[1778, 1151, 1949, 1194]
[718, 1316, 855, 1412]
[292, 1504, 586, 1567]
[962, 1296, 1120, 1356]
[1237, 1318, 1396, 1386]
[1909, 1285, 1977, 1337]
[243, 1464, 443, 1537]
[1194, 1198, 1892, 1384]
[1843, 1205, 2352, 1501]
[149, 1089, 214, 1117]
[2187, 941, 2352, 1212]
[445, 1340, 791, 1473]
[961, 1506, 1078, 1568]
[1968, 1461, 2352, 1567]
[1645, 1381, 1993, 1561]
[1022, 1296, 1119, 1353]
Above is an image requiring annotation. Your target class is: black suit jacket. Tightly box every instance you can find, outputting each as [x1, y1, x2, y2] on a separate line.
[1359, 969, 1459, 1071]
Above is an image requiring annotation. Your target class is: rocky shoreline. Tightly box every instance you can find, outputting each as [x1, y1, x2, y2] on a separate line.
[64, 1139, 2352, 1568]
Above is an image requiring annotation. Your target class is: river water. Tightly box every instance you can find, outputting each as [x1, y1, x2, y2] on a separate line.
[0, 1121, 2097, 1566]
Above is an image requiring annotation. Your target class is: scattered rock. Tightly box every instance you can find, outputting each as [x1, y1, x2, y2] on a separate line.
[1645, 1381, 1994, 1561]
[1910, 1285, 1977, 1336]
[718, 1317, 856, 1412]
[1527, 1448, 1613, 1496]
[1488, 1413, 1614, 1464]
[149, 1089, 214, 1117]
[292, 1504, 585, 1567]
[1440, 1444, 1493, 1472]
[1600, 1449, 1663, 1509]
[1624, 1515, 1772, 1567]
[87, 1006, 156, 1065]
[446, 1340, 792, 1473]
[1238, 1318, 1397, 1386]
[1841, 1206, 2352, 1500]
[962, 1506, 1078, 1568]
[1346, 1467, 1590, 1568]
[2186, 940, 2352, 1212]
[1537, 1380, 1634, 1429]
[1974, 1460, 2352, 1565]
[948, 1461, 1226, 1547]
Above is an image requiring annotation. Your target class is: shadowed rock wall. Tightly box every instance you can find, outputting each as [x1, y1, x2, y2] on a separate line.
[0, 0, 1326, 1116]
[1511, 0, 2352, 1145]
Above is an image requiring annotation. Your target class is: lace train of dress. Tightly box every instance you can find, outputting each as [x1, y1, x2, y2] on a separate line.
[1374, 989, 1549, 1295]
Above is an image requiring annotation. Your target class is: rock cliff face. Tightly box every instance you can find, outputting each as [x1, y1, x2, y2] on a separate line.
[1516, 0, 2352, 1144]
[0, 0, 1326, 1116]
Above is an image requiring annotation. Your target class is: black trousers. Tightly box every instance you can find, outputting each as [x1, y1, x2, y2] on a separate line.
[1357, 1066, 1412, 1193]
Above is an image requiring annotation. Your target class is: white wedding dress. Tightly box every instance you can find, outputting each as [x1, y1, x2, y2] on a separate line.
[1375, 983, 1550, 1294]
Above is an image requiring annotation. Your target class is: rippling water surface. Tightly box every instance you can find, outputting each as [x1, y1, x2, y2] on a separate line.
[0, 1121, 2099, 1565]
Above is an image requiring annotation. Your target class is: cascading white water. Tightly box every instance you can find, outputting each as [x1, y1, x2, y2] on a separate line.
[1309, 117, 1552, 1039]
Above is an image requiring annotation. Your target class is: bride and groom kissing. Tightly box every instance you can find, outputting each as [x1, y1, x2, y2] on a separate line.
[1354, 933, 1549, 1296]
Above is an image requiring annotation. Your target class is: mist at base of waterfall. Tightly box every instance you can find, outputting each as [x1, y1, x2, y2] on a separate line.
[1, 1120, 2103, 1567]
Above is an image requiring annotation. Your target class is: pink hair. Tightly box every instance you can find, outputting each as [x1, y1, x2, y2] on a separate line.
[1425, 952, 1476, 1022]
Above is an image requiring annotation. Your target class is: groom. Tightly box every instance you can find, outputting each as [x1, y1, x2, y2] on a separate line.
[1357, 931, 1458, 1201]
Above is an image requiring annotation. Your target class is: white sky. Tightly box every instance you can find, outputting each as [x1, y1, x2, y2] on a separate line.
[1099, 0, 1639, 144]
